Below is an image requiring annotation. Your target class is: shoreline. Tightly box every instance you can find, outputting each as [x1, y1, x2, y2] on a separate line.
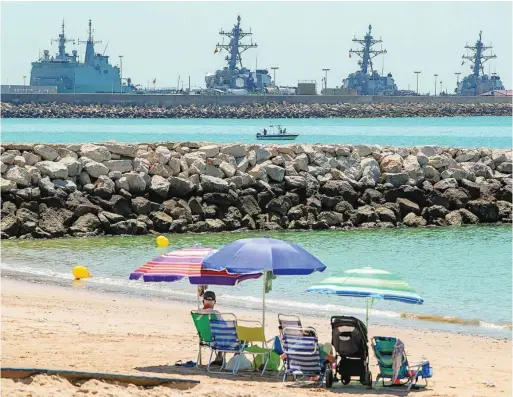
[1, 101, 512, 119]
[2, 265, 511, 340]
[1, 278, 511, 397]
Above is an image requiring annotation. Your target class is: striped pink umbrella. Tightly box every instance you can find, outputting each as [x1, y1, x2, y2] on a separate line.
[129, 247, 262, 286]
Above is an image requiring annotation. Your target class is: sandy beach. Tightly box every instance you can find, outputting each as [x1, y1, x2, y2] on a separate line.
[1, 278, 511, 397]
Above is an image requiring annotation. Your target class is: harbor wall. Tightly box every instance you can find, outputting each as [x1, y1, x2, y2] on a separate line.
[1, 141, 511, 239]
[1, 93, 511, 107]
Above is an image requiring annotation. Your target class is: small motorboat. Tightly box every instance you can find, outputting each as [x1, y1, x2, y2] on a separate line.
[256, 125, 299, 141]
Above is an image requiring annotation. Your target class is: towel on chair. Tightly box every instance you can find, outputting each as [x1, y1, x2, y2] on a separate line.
[392, 339, 405, 384]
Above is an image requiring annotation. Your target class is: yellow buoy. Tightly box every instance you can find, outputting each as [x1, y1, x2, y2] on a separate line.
[156, 235, 169, 247]
[72, 266, 91, 280]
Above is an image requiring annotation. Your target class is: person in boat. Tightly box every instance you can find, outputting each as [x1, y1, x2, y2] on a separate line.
[263, 128, 267, 136]
[283, 128, 287, 135]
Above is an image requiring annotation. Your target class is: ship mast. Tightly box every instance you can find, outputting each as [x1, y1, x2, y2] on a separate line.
[462, 31, 496, 77]
[215, 15, 257, 72]
[349, 25, 387, 75]
[79, 19, 102, 65]
[52, 20, 75, 60]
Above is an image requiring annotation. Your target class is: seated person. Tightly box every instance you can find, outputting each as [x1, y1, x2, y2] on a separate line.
[197, 291, 220, 314]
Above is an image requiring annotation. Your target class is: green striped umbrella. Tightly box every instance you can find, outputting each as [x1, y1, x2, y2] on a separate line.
[307, 266, 423, 326]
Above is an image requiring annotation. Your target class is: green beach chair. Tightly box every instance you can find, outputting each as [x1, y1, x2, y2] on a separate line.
[190, 310, 213, 368]
[371, 336, 432, 391]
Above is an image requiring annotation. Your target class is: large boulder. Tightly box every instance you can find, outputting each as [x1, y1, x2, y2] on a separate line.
[321, 180, 358, 205]
[356, 205, 379, 223]
[93, 175, 115, 199]
[33, 145, 58, 161]
[200, 175, 230, 193]
[421, 205, 449, 224]
[459, 208, 480, 225]
[266, 196, 292, 216]
[360, 157, 381, 186]
[149, 175, 170, 199]
[466, 199, 500, 223]
[221, 143, 246, 158]
[204, 191, 238, 206]
[445, 210, 463, 226]
[199, 145, 220, 158]
[109, 195, 132, 217]
[376, 206, 397, 224]
[103, 160, 133, 173]
[380, 154, 403, 173]
[442, 188, 469, 210]
[402, 212, 427, 227]
[433, 178, 458, 191]
[22, 152, 41, 166]
[4, 165, 30, 187]
[80, 144, 111, 162]
[104, 142, 137, 157]
[1, 178, 16, 193]
[239, 195, 261, 216]
[168, 177, 194, 197]
[36, 161, 68, 180]
[155, 146, 172, 164]
[81, 158, 109, 178]
[397, 198, 420, 216]
[150, 211, 174, 232]
[69, 213, 101, 234]
[382, 173, 409, 188]
[317, 211, 344, 226]
[124, 172, 147, 194]
[60, 157, 82, 177]
[284, 176, 306, 189]
[265, 165, 285, 182]
[38, 204, 73, 236]
[66, 192, 100, 217]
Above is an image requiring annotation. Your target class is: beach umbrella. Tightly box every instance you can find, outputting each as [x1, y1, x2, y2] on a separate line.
[306, 266, 423, 327]
[129, 246, 262, 306]
[202, 237, 327, 327]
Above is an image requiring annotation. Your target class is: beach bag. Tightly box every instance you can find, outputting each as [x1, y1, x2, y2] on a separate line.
[225, 354, 252, 371]
[253, 350, 281, 372]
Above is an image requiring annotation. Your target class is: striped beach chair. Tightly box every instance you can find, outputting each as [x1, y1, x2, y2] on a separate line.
[280, 326, 326, 386]
[190, 311, 212, 368]
[207, 313, 245, 374]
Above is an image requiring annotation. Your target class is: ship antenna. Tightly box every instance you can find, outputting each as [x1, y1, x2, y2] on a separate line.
[103, 43, 109, 56]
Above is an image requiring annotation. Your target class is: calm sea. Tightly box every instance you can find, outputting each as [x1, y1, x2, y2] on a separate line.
[1, 116, 512, 148]
[2, 226, 511, 338]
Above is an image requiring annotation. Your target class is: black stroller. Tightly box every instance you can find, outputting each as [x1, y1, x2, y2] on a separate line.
[326, 316, 372, 389]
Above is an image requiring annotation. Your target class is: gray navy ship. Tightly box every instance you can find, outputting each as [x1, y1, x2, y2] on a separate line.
[30, 20, 136, 94]
[342, 25, 397, 96]
[456, 31, 504, 96]
[205, 15, 272, 94]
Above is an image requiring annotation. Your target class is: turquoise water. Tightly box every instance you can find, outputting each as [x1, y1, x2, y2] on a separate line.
[2, 226, 511, 338]
[1, 116, 512, 148]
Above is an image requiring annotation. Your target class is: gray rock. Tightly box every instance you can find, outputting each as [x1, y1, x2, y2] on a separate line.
[69, 213, 101, 234]
[103, 160, 133, 173]
[133, 158, 150, 174]
[13, 156, 26, 167]
[442, 188, 469, 210]
[491, 149, 512, 165]
[131, 197, 152, 215]
[0, 161, 7, 174]
[293, 153, 309, 172]
[380, 154, 403, 173]
[445, 210, 463, 226]
[149, 175, 170, 198]
[354, 145, 371, 157]
[35, 161, 68, 180]
[441, 168, 473, 181]
[81, 158, 109, 178]
[60, 157, 82, 177]
[460, 162, 494, 179]
[466, 199, 500, 223]
[4, 165, 30, 187]
[80, 144, 111, 162]
[433, 178, 458, 191]
[382, 172, 409, 188]
[38, 204, 73, 236]
[421, 205, 449, 224]
[168, 157, 181, 175]
[108, 171, 122, 181]
[184, 151, 206, 166]
[200, 175, 230, 193]
[148, 163, 172, 178]
[1, 152, 15, 165]
[403, 212, 427, 227]
[428, 155, 450, 169]
[423, 165, 440, 183]
[455, 150, 479, 163]
[376, 206, 396, 224]
[221, 143, 246, 158]
[265, 164, 285, 182]
[219, 161, 236, 178]
[416, 152, 429, 166]
[53, 179, 77, 194]
[168, 176, 194, 197]
[459, 208, 480, 224]
[34, 145, 59, 161]
[93, 175, 115, 198]
[497, 162, 512, 174]
[317, 211, 344, 226]
[419, 146, 438, 157]
[155, 146, 172, 164]
[205, 164, 225, 178]
[104, 142, 137, 157]
[198, 145, 219, 158]
[1, 178, 16, 193]
[190, 159, 206, 175]
[57, 148, 78, 159]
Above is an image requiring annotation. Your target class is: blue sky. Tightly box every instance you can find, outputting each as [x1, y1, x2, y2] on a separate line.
[1, 1, 511, 93]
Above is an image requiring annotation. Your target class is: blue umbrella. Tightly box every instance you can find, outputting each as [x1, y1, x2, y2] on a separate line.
[202, 237, 327, 275]
[202, 237, 326, 328]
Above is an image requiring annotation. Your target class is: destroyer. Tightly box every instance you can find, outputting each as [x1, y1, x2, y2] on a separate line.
[342, 25, 397, 96]
[30, 20, 136, 94]
[205, 15, 272, 94]
[456, 31, 504, 96]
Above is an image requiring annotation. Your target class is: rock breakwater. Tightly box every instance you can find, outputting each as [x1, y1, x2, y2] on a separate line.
[1, 141, 511, 239]
[1, 102, 512, 119]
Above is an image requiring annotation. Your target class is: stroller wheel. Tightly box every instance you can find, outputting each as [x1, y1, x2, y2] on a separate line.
[342, 375, 351, 385]
[366, 371, 373, 388]
[325, 369, 334, 389]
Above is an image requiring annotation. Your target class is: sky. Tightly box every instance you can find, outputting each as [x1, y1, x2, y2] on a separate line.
[1, 1, 512, 94]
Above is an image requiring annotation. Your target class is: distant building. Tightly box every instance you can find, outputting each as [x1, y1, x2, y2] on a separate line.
[480, 90, 512, 97]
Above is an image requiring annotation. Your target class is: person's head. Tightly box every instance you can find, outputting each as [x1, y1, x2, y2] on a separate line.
[202, 291, 216, 309]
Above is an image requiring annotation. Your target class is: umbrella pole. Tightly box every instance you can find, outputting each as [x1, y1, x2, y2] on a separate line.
[262, 275, 266, 331]
[196, 286, 200, 309]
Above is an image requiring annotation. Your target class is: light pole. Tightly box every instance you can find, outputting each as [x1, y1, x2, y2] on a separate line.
[270, 66, 279, 87]
[23, 76, 27, 86]
[322, 68, 330, 93]
[119, 55, 123, 94]
[440, 81, 443, 96]
[434, 74, 438, 96]
[414, 71, 421, 95]
[455, 72, 461, 90]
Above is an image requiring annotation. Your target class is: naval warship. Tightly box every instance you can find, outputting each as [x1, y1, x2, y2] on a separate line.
[456, 31, 504, 96]
[30, 20, 136, 94]
[205, 15, 272, 94]
[342, 25, 397, 96]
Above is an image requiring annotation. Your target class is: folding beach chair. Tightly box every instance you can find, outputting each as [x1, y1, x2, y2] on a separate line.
[371, 336, 432, 391]
[236, 319, 275, 375]
[278, 314, 302, 338]
[280, 326, 327, 386]
[190, 310, 212, 368]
